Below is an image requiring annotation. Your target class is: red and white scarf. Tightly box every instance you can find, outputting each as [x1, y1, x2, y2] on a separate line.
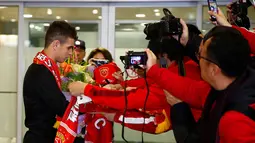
[33, 51, 78, 143]
[33, 50, 61, 88]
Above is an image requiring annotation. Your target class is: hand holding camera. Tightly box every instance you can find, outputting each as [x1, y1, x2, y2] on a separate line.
[88, 58, 109, 67]
[172, 19, 189, 47]
[145, 49, 158, 72]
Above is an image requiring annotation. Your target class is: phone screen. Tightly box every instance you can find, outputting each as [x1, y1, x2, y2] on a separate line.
[208, 0, 218, 20]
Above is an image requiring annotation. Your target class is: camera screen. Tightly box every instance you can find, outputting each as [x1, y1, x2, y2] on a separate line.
[130, 56, 142, 65]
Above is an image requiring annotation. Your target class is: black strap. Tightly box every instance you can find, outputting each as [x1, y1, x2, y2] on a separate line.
[227, 104, 255, 121]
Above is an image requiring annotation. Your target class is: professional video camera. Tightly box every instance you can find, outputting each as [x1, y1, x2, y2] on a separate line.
[143, 8, 186, 76]
[229, 0, 253, 29]
[143, 8, 183, 40]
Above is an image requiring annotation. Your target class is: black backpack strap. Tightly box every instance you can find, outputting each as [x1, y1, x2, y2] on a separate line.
[226, 103, 255, 121]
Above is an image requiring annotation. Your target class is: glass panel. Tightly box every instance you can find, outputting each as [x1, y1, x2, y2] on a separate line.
[116, 7, 197, 22]
[114, 6, 196, 142]
[248, 6, 255, 30]
[202, 5, 227, 34]
[0, 6, 18, 143]
[24, 7, 101, 69]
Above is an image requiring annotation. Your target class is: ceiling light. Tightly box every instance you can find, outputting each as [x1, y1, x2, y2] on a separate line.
[202, 30, 206, 32]
[75, 26, 80, 30]
[135, 14, 146, 18]
[35, 26, 42, 31]
[65, 20, 68, 22]
[92, 9, 98, 14]
[10, 19, 16, 22]
[154, 9, 159, 12]
[98, 16, 102, 19]
[43, 23, 50, 26]
[29, 24, 35, 28]
[188, 13, 195, 20]
[155, 13, 160, 16]
[24, 14, 33, 18]
[0, 6, 7, 9]
[47, 9, 52, 15]
[122, 28, 134, 31]
[56, 16, 61, 19]
[115, 23, 120, 26]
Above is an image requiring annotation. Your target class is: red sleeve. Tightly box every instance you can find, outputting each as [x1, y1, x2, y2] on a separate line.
[219, 110, 255, 143]
[120, 78, 155, 88]
[232, 25, 255, 54]
[84, 84, 169, 110]
[147, 65, 211, 109]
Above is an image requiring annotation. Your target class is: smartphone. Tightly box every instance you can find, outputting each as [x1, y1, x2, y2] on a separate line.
[208, 0, 218, 21]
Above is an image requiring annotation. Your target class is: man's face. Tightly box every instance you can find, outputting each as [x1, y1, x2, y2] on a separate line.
[56, 37, 74, 63]
[198, 38, 220, 87]
[75, 47, 86, 62]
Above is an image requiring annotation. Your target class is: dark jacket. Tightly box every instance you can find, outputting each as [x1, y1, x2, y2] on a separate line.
[170, 59, 255, 143]
[23, 64, 68, 143]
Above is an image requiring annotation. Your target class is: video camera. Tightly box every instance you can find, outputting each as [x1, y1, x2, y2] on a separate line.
[120, 51, 147, 68]
[143, 8, 183, 40]
[229, 0, 253, 29]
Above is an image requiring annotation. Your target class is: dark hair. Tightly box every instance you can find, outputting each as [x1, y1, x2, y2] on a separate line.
[187, 24, 202, 36]
[203, 26, 251, 77]
[86, 47, 113, 62]
[44, 21, 77, 48]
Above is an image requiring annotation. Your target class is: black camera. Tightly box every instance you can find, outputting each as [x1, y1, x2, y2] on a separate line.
[91, 59, 109, 67]
[120, 51, 147, 67]
[143, 8, 183, 40]
[230, 0, 252, 29]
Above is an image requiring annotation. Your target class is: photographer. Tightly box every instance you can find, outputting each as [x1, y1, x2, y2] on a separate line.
[146, 24, 255, 142]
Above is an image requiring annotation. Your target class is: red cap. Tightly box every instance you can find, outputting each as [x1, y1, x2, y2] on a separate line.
[93, 62, 121, 86]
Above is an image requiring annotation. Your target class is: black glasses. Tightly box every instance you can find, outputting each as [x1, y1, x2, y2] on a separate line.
[195, 52, 219, 66]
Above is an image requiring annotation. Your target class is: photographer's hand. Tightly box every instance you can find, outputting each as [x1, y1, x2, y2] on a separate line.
[112, 71, 124, 82]
[173, 19, 189, 47]
[208, 8, 232, 27]
[88, 58, 97, 67]
[164, 90, 182, 106]
[145, 49, 157, 72]
[68, 81, 87, 96]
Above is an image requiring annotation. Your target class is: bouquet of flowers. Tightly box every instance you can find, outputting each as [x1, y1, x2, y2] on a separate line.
[59, 62, 95, 92]
[54, 53, 95, 143]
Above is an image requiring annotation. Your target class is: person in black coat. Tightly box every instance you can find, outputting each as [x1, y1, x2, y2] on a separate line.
[23, 21, 78, 143]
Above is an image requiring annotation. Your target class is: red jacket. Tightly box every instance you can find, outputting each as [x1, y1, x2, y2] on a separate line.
[83, 59, 203, 134]
[232, 25, 255, 54]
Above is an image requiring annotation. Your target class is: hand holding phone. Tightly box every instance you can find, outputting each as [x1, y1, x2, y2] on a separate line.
[208, 0, 218, 21]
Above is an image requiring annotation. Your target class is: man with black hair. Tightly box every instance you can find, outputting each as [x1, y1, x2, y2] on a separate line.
[146, 26, 255, 143]
[23, 21, 78, 143]
[74, 39, 86, 66]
